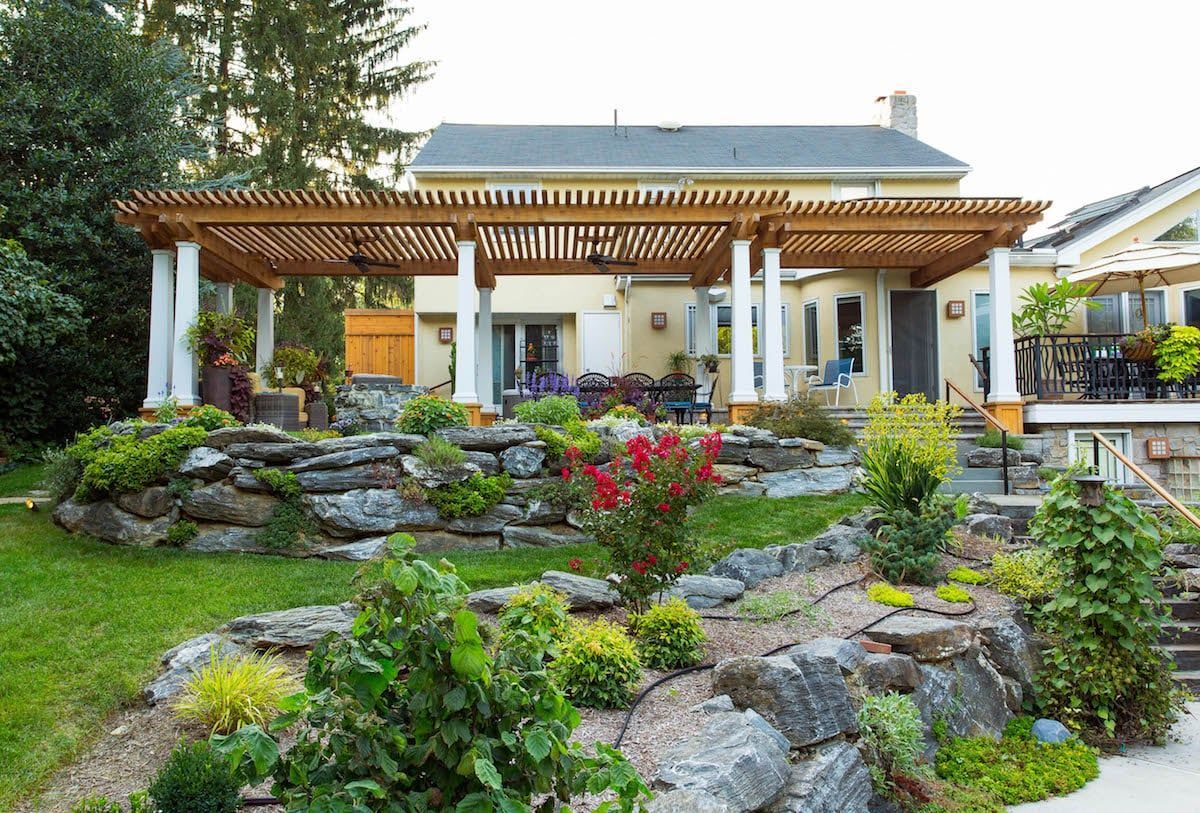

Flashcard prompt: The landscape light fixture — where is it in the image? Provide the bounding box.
[1072,473,1106,506]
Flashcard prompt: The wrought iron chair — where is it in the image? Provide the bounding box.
[806,358,858,406]
[575,372,611,409]
[618,372,655,404]
[657,373,697,423]
[689,375,718,425]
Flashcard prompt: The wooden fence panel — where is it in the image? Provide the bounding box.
[344,309,415,383]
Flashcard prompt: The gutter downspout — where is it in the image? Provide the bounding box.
[876,269,889,394]
[618,275,633,374]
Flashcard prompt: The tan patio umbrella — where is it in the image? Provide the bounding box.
[1066,239,1200,323]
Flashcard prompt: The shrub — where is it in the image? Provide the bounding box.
[413,435,467,470]
[857,692,925,789]
[946,565,987,585]
[936,584,972,603]
[147,740,241,813]
[976,427,1024,450]
[860,437,946,515]
[990,547,1063,604]
[75,425,207,500]
[630,597,707,670]
[535,420,602,462]
[212,538,650,811]
[745,397,855,447]
[602,404,646,425]
[1029,475,1185,742]
[551,619,643,709]
[173,649,296,735]
[1155,324,1200,383]
[71,799,120,813]
[865,503,956,585]
[426,472,512,519]
[181,405,239,431]
[515,393,582,425]
[867,582,914,607]
[264,343,320,388]
[935,717,1098,804]
[252,467,303,500]
[497,583,571,658]
[185,311,255,367]
[573,432,722,611]
[395,394,470,434]
[657,423,711,441]
[42,446,81,503]
[860,393,960,514]
[166,519,199,547]
[291,427,339,442]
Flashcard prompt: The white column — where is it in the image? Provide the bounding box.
[143,249,175,408]
[729,239,758,404]
[693,285,713,391]
[452,241,479,404]
[214,282,233,314]
[762,247,786,401]
[170,241,201,405]
[255,288,275,374]
[986,247,1019,402]
[476,286,494,412]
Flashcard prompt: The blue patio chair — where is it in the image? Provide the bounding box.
[807,358,858,406]
[657,372,697,423]
[689,375,718,425]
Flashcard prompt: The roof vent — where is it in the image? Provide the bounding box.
[657,121,681,132]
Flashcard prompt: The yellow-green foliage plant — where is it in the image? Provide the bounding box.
[497,583,571,658]
[867,582,914,607]
[935,584,972,604]
[990,548,1063,603]
[947,565,988,585]
[550,619,642,709]
[173,648,298,735]
[861,392,962,483]
[630,597,707,670]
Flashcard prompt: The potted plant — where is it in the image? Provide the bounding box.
[1154,325,1200,387]
[699,353,719,374]
[1011,280,1099,338]
[185,311,254,412]
[1121,322,1171,363]
[666,350,689,374]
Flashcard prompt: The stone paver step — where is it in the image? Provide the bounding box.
[1173,670,1200,690]
[1167,645,1200,671]
[1160,622,1200,645]
[1166,600,1200,621]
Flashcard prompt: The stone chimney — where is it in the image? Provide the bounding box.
[874,91,917,139]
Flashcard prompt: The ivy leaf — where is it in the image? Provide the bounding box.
[344,779,386,799]
[524,729,552,762]
[474,757,503,790]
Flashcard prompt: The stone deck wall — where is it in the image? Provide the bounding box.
[53,422,859,559]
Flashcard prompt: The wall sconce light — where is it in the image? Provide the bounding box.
[1072,473,1106,506]
[1146,437,1171,459]
[651,312,667,330]
[439,327,454,344]
[945,300,966,319]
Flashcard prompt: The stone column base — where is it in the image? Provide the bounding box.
[479,408,498,427]
[459,403,483,426]
[985,401,1024,434]
[138,403,202,421]
[727,401,760,425]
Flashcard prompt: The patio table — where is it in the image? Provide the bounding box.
[784,364,818,396]
[646,383,703,423]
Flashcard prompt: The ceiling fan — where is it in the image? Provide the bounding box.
[325,236,403,274]
[564,238,638,273]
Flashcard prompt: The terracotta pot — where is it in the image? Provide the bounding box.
[201,365,232,412]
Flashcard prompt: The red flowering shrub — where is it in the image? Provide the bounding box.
[565,432,722,611]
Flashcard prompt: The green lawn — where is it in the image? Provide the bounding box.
[0,492,865,807]
[0,463,44,497]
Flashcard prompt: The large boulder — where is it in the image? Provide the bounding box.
[852,652,923,694]
[220,603,357,649]
[517,498,567,526]
[294,464,399,492]
[466,586,522,613]
[178,446,235,480]
[712,653,857,748]
[789,638,867,675]
[320,536,388,561]
[400,455,480,488]
[709,548,784,588]
[287,445,400,473]
[53,498,172,546]
[305,489,444,537]
[815,447,857,467]
[434,424,537,451]
[746,446,814,472]
[411,530,501,553]
[143,633,243,705]
[912,648,1011,753]
[655,711,790,813]
[809,524,870,563]
[725,425,779,446]
[500,444,546,478]
[187,524,274,554]
[766,741,873,813]
[539,570,619,610]
[960,513,1014,542]
[205,424,296,449]
[115,486,173,519]
[762,543,832,574]
[222,441,322,463]
[645,789,729,813]
[865,616,976,662]
[501,524,587,547]
[446,503,523,534]
[974,613,1041,694]
[659,574,746,609]
[713,464,758,484]
[182,482,280,527]
[311,432,425,454]
[465,450,500,475]
[966,447,1021,467]
[759,467,852,497]
[712,434,751,464]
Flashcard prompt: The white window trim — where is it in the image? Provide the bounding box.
[492,316,563,393]
[686,301,788,359]
[802,298,820,368]
[1182,286,1200,325]
[970,289,989,393]
[685,302,697,356]
[834,291,869,377]
[1068,429,1133,484]
[832,180,880,200]
[1087,287,1169,332]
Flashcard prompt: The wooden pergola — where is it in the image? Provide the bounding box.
[115,189,1049,428]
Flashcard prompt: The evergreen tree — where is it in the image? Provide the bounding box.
[0,0,194,443]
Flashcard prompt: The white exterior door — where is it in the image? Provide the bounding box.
[580,311,622,374]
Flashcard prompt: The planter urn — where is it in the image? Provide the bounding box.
[201,365,233,412]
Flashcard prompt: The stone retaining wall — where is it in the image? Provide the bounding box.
[333,382,427,431]
[53,422,859,558]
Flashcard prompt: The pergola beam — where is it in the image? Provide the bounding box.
[910,225,1021,288]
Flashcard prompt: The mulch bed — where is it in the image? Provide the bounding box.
[21,546,1015,812]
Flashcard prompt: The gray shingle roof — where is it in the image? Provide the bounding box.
[1028,165,1200,249]
[409,123,969,171]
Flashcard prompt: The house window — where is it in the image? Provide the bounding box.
[972,291,990,390]
[716,304,759,355]
[1156,208,1200,242]
[834,293,866,374]
[1068,429,1132,484]
[1184,288,1200,328]
[685,303,696,355]
[522,324,559,377]
[802,300,819,367]
[1087,290,1167,332]
[833,181,877,200]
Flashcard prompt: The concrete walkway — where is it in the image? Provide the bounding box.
[1012,702,1200,811]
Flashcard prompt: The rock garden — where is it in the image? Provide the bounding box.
[20,391,1195,813]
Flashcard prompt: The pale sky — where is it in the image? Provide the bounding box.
[392,0,1199,233]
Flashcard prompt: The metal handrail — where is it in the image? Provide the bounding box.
[1089,432,1200,531]
[945,378,1010,496]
